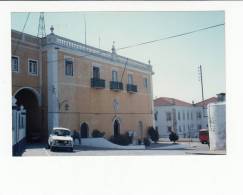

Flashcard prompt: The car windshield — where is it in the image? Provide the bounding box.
[53,129,70,136]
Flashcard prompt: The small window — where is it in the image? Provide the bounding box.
[144,78,148,88]
[28,59,38,75]
[166,112,172,121]
[154,111,158,121]
[197,124,202,130]
[65,59,73,76]
[183,112,185,120]
[112,70,118,82]
[178,112,181,120]
[167,126,172,132]
[93,66,100,79]
[191,112,193,120]
[187,111,189,120]
[128,74,133,84]
[197,112,202,119]
[12,56,19,72]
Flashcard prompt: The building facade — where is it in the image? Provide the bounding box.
[12,27,154,142]
[154,97,217,138]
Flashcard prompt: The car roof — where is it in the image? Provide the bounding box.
[53,127,71,131]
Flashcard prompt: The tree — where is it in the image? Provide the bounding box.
[148,126,159,143]
[169,132,179,143]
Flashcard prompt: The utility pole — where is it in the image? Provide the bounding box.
[198,65,206,117]
[37,12,46,38]
[84,14,87,46]
[99,36,101,49]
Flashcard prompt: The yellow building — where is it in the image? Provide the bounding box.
[12,27,154,143]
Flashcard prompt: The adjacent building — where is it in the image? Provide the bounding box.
[154,96,217,138]
[12,27,154,143]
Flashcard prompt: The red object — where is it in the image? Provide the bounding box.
[199,129,209,144]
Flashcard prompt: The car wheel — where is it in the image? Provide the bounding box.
[70,147,73,152]
[50,146,54,152]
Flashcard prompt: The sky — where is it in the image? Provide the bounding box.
[11,11,225,103]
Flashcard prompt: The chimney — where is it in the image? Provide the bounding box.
[217,93,226,102]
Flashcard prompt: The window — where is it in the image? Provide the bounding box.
[154,111,158,121]
[167,126,172,132]
[12,56,19,72]
[65,59,73,76]
[144,78,148,88]
[93,66,100,79]
[183,111,185,120]
[178,112,181,120]
[166,112,172,121]
[197,112,202,119]
[28,59,38,75]
[183,125,185,132]
[197,124,202,130]
[128,74,133,84]
[179,126,181,132]
[187,111,189,120]
[191,112,193,120]
[112,70,118,81]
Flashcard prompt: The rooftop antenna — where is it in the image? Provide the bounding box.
[37,12,46,38]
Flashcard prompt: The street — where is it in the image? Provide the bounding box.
[21,141,225,156]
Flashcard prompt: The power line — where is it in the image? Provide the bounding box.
[117,23,225,51]
[13,22,224,68]
[13,13,31,54]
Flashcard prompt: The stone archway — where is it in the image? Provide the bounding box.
[14,88,42,143]
[80,122,89,138]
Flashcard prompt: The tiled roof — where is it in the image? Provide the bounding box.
[154,96,218,107]
[195,97,217,106]
[154,97,192,107]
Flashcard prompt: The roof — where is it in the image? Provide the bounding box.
[154,97,192,107]
[195,97,217,107]
[53,127,71,131]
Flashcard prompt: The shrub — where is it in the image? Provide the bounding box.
[143,137,151,147]
[109,133,131,146]
[147,126,159,143]
[169,132,179,143]
[92,129,105,138]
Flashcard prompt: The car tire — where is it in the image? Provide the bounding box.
[70,147,73,152]
[50,146,54,152]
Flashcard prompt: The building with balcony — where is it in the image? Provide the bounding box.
[11,27,154,143]
[154,96,217,138]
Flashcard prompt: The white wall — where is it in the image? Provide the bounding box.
[155,105,206,139]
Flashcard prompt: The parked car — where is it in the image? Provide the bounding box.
[48,127,74,152]
[199,128,209,144]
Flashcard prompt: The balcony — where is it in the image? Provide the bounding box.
[110,81,123,91]
[91,78,106,89]
[127,84,138,93]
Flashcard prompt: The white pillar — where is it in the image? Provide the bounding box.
[47,45,59,133]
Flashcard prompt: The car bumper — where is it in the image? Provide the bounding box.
[51,143,73,148]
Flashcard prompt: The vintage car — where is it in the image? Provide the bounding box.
[48,127,74,152]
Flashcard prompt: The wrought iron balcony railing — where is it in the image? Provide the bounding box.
[91,78,106,88]
[127,84,138,93]
[110,81,123,91]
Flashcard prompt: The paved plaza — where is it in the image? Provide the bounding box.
[21,140,225,156]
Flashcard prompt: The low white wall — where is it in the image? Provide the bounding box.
[81,138,145,150]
